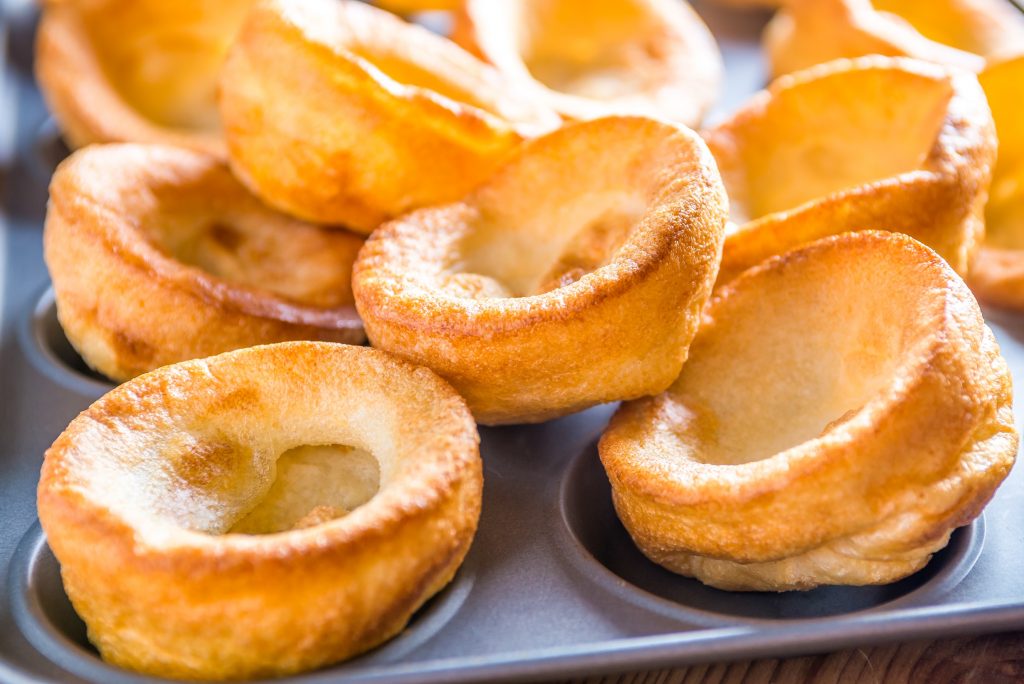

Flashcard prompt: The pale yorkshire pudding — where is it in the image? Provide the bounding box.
[600,231,1018,592]
[353,116,728,425]
[35,0,257,156]
[705,56,995,287]
[765,0,1024,78]
[452,0,722,127]
[38,342,482,679]
[44,144,365,383]
[219,0,559,234]
[968,54,1024,308]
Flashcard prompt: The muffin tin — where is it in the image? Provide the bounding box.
[1,2,1023,682]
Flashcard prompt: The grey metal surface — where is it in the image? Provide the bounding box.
[1,2,1022,683]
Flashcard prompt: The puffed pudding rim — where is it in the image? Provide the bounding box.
[34,1,228,156]
[601,230,1007,506]
[239,0,558,141]
[452,0,723,127]
[354,115,723,335]
[46,144,364,333]
[38,340,479,562]
[707,55,996,283]
[763,0,1024,76]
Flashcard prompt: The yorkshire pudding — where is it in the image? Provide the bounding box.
[452,0,722,127]
[374,0,459,12]
[219,0,559,234]
[765,0,1024,77]
[709,0,781,6]
[38,341,482,679]
[967,54,1024,308]
[353,116,727,425]
[44,144,365,383]
[600,231,1018,592]
[35,0,257,156]
[705,56,995,287]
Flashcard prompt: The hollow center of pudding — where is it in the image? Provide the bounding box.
[717,73,951,224]
[140,204,358,308]
[518,0,668,100]
[451,192,647,298]
[228,445,380,534]
[143,439,381,535]
[80,1,254,131]
[85,370,398,537]
[669,251,937,465]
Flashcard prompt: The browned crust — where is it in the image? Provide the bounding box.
[44,144,365,382]
[353,116,728,425]
[34,3,227,156]
[706,57,996,287]
[599,231,1017,591]
[219,0,559,233]
[38,342,483,679]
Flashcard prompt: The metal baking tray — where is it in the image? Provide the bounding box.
[1,2,1022,682]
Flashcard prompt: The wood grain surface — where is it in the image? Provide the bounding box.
[560,631,1024,684]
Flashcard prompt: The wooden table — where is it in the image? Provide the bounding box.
[562,631,1024,683]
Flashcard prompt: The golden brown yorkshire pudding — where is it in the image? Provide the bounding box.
[452,0,722,127]
[711,0,782,6]
[967,55,1024,308]
[705,56,995,287]
[219,0,559,234]
[600,231,1017,592]
[35,0,257,156]
[765,0,1024,77]
[353,116,727,425]
[44,144,365,383]
[38,342,482,679]
[374,0,459,12]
